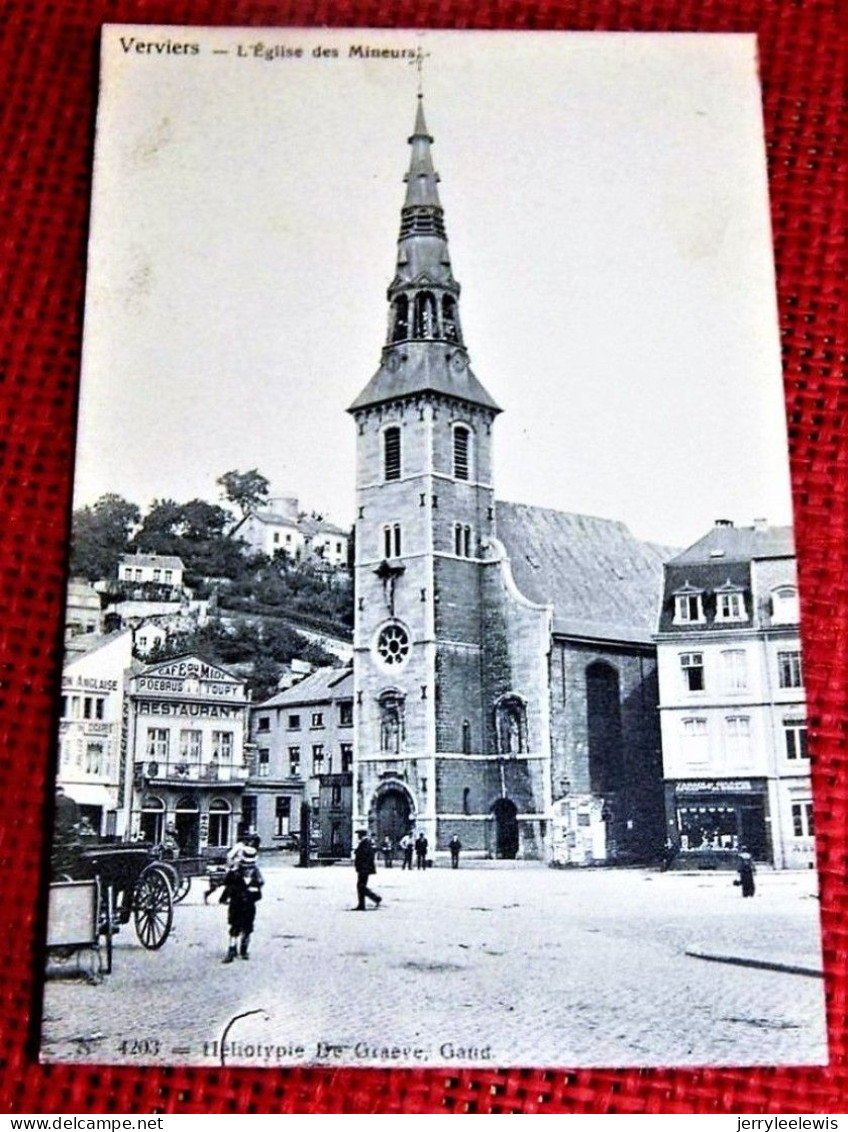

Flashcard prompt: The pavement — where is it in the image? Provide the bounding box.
[40,860,829,1070]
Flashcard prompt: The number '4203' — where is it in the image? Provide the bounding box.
[119,1038,160,1056]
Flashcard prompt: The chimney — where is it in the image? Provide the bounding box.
[714,519,734,528]
[753,517,768,531]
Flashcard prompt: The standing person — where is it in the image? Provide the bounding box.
[736,847,756,898]
[448,833,462,869]
[415,831,428,870]
[353,830,382,910]
[399,832,413,870]
[381,835,394,868]
[219,844,264,961]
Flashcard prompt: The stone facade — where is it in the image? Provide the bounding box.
[348,98,667,863]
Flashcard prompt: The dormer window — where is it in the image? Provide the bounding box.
[674,586,705,624]
[715,585,747,622]
[771,585,800,625]
[383,426,401,481]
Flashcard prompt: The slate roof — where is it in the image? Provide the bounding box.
[119,553,185,570]
[348,346,501,414]
[257,666,353,708]
[657,524,795,635]
[495,502,669,645]
[670,524,794,565]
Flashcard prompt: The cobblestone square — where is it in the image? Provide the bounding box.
[41,861,828,1069]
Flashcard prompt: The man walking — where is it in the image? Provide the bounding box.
[353,829,382,910]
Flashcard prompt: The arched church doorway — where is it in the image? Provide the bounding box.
[492,798,519,859]
[374,787,412,850]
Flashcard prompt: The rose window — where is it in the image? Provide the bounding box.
[376,623,410,667]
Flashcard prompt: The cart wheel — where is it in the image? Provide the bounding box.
[133,866,173,949]
[173,876,191,903]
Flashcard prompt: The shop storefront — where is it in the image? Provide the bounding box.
[666,778,772,865]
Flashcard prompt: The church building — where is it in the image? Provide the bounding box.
[349,98,667,863]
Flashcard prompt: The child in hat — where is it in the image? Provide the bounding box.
[219,843,264,962]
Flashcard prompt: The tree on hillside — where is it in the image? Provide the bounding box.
[217,469,270,520]
[70,494,140,581]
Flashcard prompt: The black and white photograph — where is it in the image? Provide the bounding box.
[41,26,827,1069]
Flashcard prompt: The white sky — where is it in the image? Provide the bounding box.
[75,28,792,549]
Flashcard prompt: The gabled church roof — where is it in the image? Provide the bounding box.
[495,501,670,645]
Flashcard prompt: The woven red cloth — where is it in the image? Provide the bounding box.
[1,0,844,1115]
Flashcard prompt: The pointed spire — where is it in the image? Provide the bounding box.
[403,95,442,210]
[348,97,500,416]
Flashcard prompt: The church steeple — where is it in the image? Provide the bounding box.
[349,96,499,414]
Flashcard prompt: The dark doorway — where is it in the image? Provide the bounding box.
[740,801,768,861]
[174,797,200,855]
[375,788,411,851]
[492,797,519,859]
[586,661,625,794]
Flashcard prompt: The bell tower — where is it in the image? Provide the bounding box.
[349,96,502,853]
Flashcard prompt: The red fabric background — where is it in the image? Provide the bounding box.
[0,0,844,1114]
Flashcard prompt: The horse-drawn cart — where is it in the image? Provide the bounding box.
[49,841,175,975]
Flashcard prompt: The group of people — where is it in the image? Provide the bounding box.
[353,829,465,910]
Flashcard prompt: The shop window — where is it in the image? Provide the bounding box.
[791,801,814,838]
[384,426,401,481]
[677,804,738,852]
[258,748,270,777]
[208,799,231,848]
[778,650,803,689]
[772,586,800,625]
[680,652,705,692]
[784,719,808,760]
[721,649,748,692]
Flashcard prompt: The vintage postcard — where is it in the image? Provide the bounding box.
[41,27,827,1068]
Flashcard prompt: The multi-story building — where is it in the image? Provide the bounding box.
[118,552,185,590]
[125,654,251,855]
[348,97,666,863]
[57,629,133,835]
[236,495,350,568]
[655,520,814,869]
[248,666,354,849]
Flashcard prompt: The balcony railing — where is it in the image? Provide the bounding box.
[143,759,249,783]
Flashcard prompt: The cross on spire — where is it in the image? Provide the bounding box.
[410,44,430,95]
